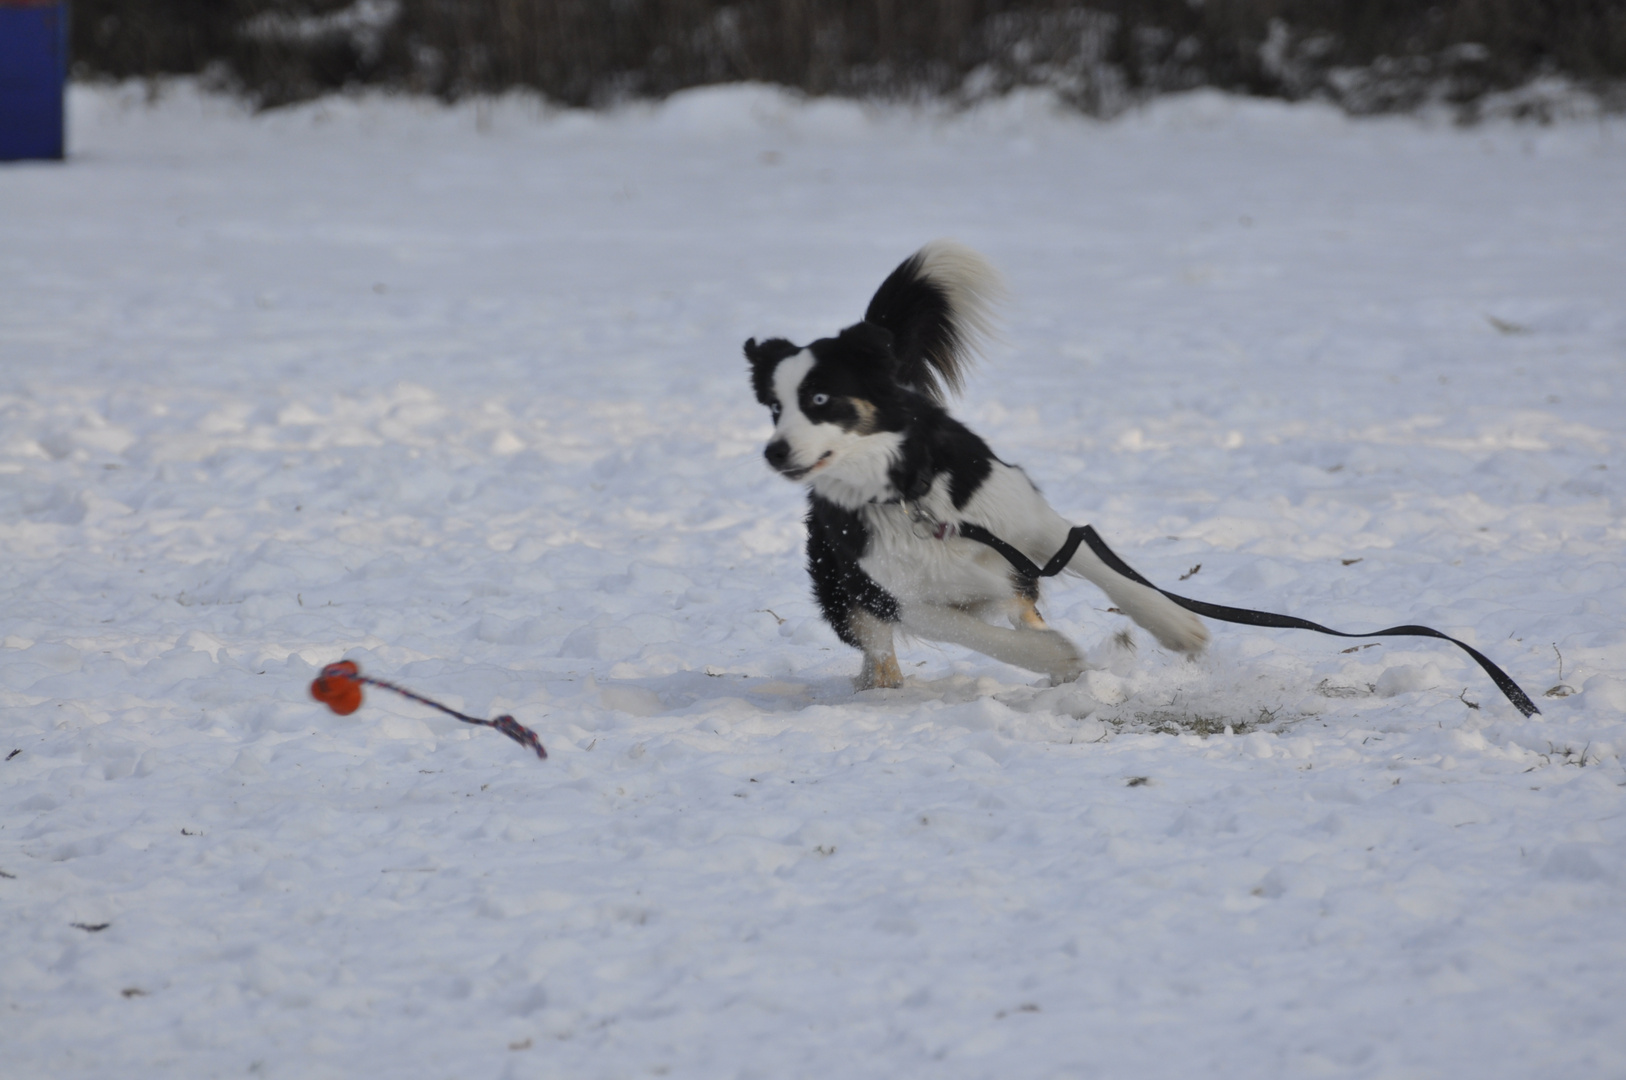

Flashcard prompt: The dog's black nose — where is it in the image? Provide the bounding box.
[764,440,791,471]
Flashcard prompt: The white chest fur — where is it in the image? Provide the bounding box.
[857,502,1018,606]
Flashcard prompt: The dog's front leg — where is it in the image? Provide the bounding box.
[900,603,1085,683]
[850,608,903,690]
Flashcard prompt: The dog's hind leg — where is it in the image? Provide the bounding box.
[995,493,1208,655]
[961,465,1208,657]
[851,608,903,690]
[900,603,1084,683]
[1012,594,1049,630]
[1009,578,1049,630]
[1059,542,1209,657]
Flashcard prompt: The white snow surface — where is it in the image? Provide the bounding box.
[3,83,1625,1078]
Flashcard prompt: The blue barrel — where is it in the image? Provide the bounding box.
[0,0,68,161]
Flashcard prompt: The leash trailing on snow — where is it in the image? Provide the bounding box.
[310,660,548,760]
[950,520,1541,718]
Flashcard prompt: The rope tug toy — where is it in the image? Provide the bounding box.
[310,660,548,760]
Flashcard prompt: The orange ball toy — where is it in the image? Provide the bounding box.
[310,660,364,716]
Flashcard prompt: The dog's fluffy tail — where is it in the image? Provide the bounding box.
[864,240,1006,402]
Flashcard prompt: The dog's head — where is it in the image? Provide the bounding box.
[745,322,905,498]
[745,241,1005,504]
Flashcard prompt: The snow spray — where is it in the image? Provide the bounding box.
[310,660,547,760]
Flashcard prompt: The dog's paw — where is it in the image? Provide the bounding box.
[1146,605,1209,657]
[856,653,903,691]
[1022,629,1086,683]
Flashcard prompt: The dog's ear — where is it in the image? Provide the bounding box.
[744,336,799,405]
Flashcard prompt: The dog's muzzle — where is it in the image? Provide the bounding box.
[763,441,830,481]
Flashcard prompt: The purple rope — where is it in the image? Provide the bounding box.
[355,673,548,760]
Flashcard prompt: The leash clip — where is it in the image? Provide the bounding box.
[900,500,957,541]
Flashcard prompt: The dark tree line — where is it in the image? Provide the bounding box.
[75,0,1626,114]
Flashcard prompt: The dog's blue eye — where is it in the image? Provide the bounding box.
[811,393,829,407]
[770,403,781,420]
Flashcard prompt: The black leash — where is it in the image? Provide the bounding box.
[953,520,1541,717]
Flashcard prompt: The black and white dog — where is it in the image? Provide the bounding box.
[746,241,1209,689]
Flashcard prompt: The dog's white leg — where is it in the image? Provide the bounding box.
[1069,550,1208,655]
[974,475,1210,657]
[851,609,903,690]
[900,603,1085,682]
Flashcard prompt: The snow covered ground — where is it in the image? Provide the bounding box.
[3,83,1625,1078]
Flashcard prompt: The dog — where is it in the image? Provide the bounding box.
[745,241,1210,689]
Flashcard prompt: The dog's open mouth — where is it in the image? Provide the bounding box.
[781,451,833,481]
